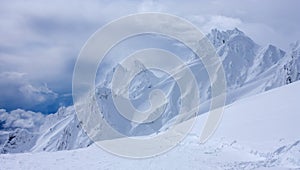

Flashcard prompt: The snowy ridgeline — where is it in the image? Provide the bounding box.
[1,77,300,169]
[0,28,300,154]
[0,107,92,153]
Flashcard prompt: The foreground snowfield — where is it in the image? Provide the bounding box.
[1,81,300,170]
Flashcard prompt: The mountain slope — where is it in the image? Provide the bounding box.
[0,28,299,154]
[0,107,92,153]
[1,78,300,170]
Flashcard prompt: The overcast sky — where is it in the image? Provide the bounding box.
[0,0,299,113]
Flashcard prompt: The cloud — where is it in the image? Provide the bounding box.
[137,0,164,12]
[0,0,143,94]
[0,109,45,132]
[137,0,300,50]
[188,15,243,34]
[0,0,144,112]
[0,72,58,112]
[0,0,299,112]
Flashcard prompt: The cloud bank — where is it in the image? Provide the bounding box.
[0,0,299,113]
[0,72,58,112]
[0,108,45,132]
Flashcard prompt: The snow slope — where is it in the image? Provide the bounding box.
[0,28,299,154]
[1,78,299,170]
[0,107,92,153]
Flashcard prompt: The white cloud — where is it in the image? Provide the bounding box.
[0,109,45,131]
[0,72,58,111]
[137,0,164,12]
[204,16,242,32]
[0,0,299,112]
[188,15,243,34]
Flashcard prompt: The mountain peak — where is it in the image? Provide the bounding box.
[227,27,245,36]
[264,44,285,56]
[210,28,245,37]
[207,28,245,48]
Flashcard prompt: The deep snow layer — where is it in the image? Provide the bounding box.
[1,79,300,170]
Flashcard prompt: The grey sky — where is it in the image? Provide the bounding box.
[0,0,299,112]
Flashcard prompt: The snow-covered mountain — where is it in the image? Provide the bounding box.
[1,77,300,169]
[0,28,299,154]
[0,107,92,153]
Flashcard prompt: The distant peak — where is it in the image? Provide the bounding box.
[265,44,278,51]
[263,44,285,54]
[267,44,276,48]
[228,27,245,36]
[210,28,245,37]
[208,28,246,48]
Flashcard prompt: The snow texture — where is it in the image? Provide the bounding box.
[0,28,300,169]
[1,79,300,169]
